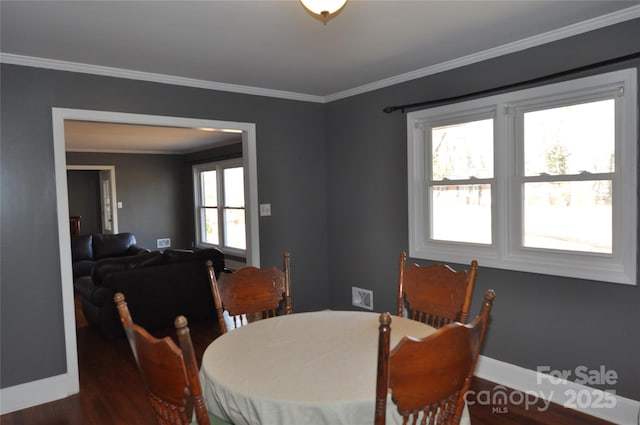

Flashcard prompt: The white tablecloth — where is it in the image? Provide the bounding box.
[200,310,471,425]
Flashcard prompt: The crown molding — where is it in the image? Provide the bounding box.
[0,52,325,104]
[325,5,640,102]
[1,5,639,104]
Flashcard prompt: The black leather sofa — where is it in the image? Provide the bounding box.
[71,232,149,281]
[74,248,225,339]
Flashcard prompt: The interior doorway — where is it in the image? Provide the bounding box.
[67,165,118,234]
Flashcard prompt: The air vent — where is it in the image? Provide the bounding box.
[352,287,373,310]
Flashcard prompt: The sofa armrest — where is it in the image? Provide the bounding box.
[127,245,151,256]
[72,260,95,282]
[74,276,94,300]
[163,248,225,277]
[74,276,114,306]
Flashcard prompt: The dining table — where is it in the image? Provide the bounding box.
[199,310,471,425]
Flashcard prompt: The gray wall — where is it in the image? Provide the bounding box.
[0,65,329,388]
[325,19,640,399]
[67,170,101,234]
[1,18,639,402]
[66,152,192,249]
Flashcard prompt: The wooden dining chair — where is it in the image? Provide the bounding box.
[206,252,292,334]
[397,251,478,328]
[375,289,495,425]
[114,292,230,425]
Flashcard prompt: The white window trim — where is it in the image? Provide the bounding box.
[407,68,637,285]
[193,158,246,257]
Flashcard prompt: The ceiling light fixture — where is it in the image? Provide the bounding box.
[299,0,348,24]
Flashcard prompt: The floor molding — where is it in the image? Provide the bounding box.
[474,355,640,424]
[0,373,79,414]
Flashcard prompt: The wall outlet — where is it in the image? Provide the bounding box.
[259,203,271,216]
[157,238,171,248]
[352,287,373,310]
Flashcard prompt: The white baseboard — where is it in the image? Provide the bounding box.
[474,355,640,425]
[0,372,79,415]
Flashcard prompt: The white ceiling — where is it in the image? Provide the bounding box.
[64,120,242,154]
[2,1,639,99]
[2,1,639,152]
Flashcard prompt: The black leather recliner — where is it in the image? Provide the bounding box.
[71,233,149,281]
[74,248,226,339]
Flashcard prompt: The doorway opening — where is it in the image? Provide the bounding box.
[67,165,118,235]
[51,108,260,397]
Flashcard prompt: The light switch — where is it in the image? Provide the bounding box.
[117,201,123,209]
[259,203,271,216]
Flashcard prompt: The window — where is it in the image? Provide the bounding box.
[193,159,246,256]
[407,69,637,285]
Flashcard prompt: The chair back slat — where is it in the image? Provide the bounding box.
[114,293,211,425]
[376,289,495,425]
[207,252,292,334]
[398,252,478,328]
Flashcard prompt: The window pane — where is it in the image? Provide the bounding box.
[224,208,246,249]
[524,99,615,176]
[202,170,217,206]
[224,167,244,208]
[431,184,491,244]
[524,181,611,253]
[202,207,219,245]
[431,118,493,180]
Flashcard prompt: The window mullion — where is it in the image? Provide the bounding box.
[217,165,225,249]
[496,102,512,261]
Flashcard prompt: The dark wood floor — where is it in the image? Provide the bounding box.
[1,307,614,425]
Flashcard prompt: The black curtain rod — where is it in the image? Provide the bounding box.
[382,51,640,114]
